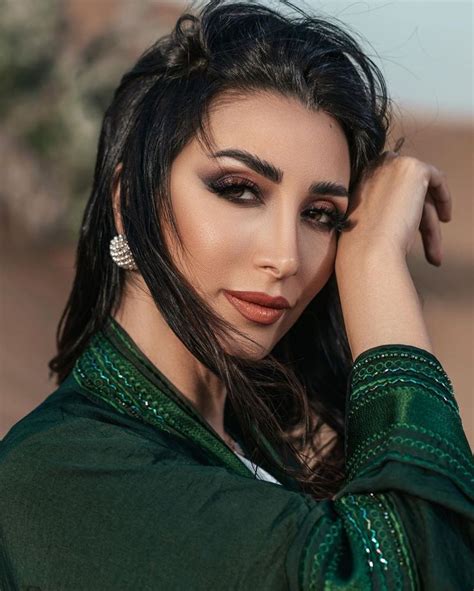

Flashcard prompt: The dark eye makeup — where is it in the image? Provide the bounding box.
[204,175,349,232]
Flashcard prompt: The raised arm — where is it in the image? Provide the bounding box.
[294,151,474,589]
[335,151,452,360]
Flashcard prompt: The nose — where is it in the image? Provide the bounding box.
[254,209,300,279]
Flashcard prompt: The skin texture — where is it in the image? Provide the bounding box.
[113,91,351,441]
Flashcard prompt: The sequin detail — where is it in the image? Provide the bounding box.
[348,383,459,418]
[303,493,416,590]
[338,493,416,590]
[346,344,472,487]
[350,348,458,416]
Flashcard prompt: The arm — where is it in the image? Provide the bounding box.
[292,151,473,589]
[294,343,473,590]
[335,151,451,360]
[335,246,433,359]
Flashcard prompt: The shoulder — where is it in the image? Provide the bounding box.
[0,379,321,590]
[0,375,317,513]
[0,376,199,492]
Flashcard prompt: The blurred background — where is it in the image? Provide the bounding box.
[1,0,472,445]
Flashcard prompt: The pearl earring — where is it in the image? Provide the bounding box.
[109,234,138,271]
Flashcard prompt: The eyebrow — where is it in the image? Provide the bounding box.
[209,148,349,198]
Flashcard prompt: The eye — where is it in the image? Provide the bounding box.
[306,207,333,224]
[304,205,349,232]
[205,176,262,204]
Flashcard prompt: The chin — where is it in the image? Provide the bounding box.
[220,331,275,361]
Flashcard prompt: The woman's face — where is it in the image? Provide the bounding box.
[167,91,350,358]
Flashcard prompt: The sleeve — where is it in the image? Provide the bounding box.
[289,344,474,591]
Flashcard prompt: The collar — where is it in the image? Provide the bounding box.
[72,317,293,484]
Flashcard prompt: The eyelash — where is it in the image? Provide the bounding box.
[206,176,348,232]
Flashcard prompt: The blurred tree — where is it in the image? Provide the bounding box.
[0,0,182,245]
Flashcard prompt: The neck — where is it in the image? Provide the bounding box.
[113,275,228,441]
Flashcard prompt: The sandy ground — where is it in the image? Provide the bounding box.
[1,115,473,448]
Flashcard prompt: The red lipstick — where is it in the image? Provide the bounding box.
[223,290,290,325]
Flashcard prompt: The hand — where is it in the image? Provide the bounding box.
[336,151,452,267]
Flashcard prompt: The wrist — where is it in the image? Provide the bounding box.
[334,240,432,360]
[335,238,406,277]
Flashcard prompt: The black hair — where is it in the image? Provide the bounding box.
[49,0,391,499]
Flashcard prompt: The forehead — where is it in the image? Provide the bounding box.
[194,90,351,186]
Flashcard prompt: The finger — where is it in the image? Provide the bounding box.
[419,196,443,266]
[426,165,452,223]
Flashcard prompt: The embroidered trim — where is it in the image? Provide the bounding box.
[347,422,474,479]
[348,383,460,418]
[72,330,255,480]
[302,493,417,590]
[337,492,416,590]
[347,432,474,483]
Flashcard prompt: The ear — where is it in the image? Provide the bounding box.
[112,163,125,235]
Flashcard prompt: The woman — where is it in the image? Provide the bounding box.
[0,0,472,588]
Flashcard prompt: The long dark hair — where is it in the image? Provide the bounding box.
[49,0,390,499]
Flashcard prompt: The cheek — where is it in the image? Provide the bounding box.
[300,234,337,301]
[166,192,244,284]
[274,235,337,347]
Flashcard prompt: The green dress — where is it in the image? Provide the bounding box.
[1,317,472,590]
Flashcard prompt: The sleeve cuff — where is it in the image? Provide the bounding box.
[345,344,473,490]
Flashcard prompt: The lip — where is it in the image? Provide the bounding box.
[224,290,291,309]
[223,290,289,326]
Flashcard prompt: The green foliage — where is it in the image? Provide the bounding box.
[22,116,68,158]
[0,0,61,116]
[0,0,168,241]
